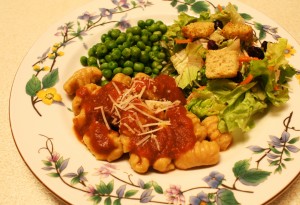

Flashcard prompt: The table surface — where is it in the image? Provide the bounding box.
[2,0,300,204]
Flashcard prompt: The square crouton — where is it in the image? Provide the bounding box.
[205,49,239,79]
[221,22,253,42]
[182,21,215,40]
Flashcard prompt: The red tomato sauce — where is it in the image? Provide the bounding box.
[73,74,195,165]
[74,81,127,138]
[86,121,115,154]
[123,105,196,163]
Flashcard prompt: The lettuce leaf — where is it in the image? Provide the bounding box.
[265,38,288,69]
[211,3,244,24]
[176,12,197,26]
[219,91,267,132]
[187,80,268,132]
[209,81,267,132]
[249,59,290,106]
[187,89,226,118]
[165,12,197,38]
[171,42,205,89]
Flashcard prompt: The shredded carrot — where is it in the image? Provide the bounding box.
[240,74,254,85]
[198,86,207,91]
[239,56,259,63]
[268,66,275,71]
[175,38,192,44]
[273,84,280,91]
[217,4,223,12]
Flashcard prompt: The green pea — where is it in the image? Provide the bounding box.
[157,51,166,59]
[113,67,123,75]
[123,41,131,48]
[131,46,141,58]
[161,35,169,42]
[137,20,146,29]
[100,62,109,70]
[99,58,106,64]
[105,54,113,62]
[103,69,113,79]
[105,40,117,50]
[152,45,161,52]
[122,47,131,58]
[110,29,121,39]
[101,33,108,43]
[137,41,146,50]
[126,32,134,42]
[133,62,145,72]
[116,34,126,45]
[145,46,151,52]
[141,29,151,36]
[104,36,112,42]
[151,61,161,69]
[152,68,160,74]
[126,27,133,34]
[118,44,125,51]
[101,80,109,86]
[141,35,149,44]
[139,51,150,64]
[150,34,159,42]
[132,35,140,43]
[144,66,152,75]
[122,67,133,76]
[88,47,96,57]
[80,56,88,66]
[153,30,162,38]
[108,61,118,70]
[111,48,122,60]
[156,64,163,70]
[156,20,163,25]
[96,44,108,58]
[131,26,141,35]
[87,56,98,66]
[123,60,134,68]
[159,24,168,34]
[153,41,161,46]
[149,51,157,60]
[145,19,154,27]
[148,23,159,32]
[151,73,158,78]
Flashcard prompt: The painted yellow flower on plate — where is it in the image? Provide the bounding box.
[33,64,40,71]
[43,66,50,71]
[37,87,62,105]
[57,51,64,56]
[284,44,296,58]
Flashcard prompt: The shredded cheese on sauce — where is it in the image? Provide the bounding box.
[98,106,111,130]
[142,121,171,127]
[137,126,164,136]
[136,134,151,146]
[104,77,178,151]
[151,134,160,151]
[112,81,121,95]
[122,123,136,134]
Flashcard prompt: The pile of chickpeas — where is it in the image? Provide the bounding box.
[80,19,169,85]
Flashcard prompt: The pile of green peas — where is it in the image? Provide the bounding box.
[80,19,169,85]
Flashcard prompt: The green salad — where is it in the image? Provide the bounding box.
[161,3,297,133]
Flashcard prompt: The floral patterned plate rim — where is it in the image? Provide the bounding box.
[9,0,300,204]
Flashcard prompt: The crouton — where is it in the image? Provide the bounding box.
[205,49,239,79]
[221,22,253,42]
[182,21,215,40]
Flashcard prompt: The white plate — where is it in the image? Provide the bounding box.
[10,0,300,204]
